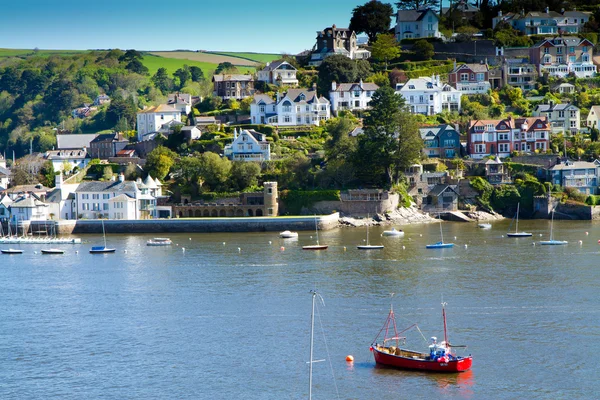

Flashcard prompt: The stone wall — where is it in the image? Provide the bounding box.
[55,213,340,235]
[308,193,399,217]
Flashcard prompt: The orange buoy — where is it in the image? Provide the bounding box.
[346,355,354,362]
[280,246,285,251]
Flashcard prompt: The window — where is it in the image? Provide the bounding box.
[557,56,563,64]
[353,91,360,98]
[460,73,469,81]
[284,115,291,123]
[429,95,433,101]
[103,203,109,211]
[259,105,265,113]
[570,120,578,128]
[544,47,549,54]
[103,194,110,199]
[583,46,588,53]
[557,47,562,54]
[499,143,509,153]
[92,194,99,200]
[476,73,485,81]
[558,111,565,118]
[515,143,520,151]
[569,47,575,53]
[409,96,414,102]
[475,144,486,153]
[498,133,509,140]
[419,95,424,103]
[570,111,577,118]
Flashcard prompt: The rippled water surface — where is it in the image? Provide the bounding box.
[1,219,599,399]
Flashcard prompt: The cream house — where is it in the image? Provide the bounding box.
[257,60,298,86]
[329,81,379,115]
[533,103,581,134]
[250,87,330,126]
[136,104,182,141]
[587,106,600,130]
[224,129,271,162]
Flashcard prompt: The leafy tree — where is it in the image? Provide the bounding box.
[173,155,204,196]
[124,162,140,180]
[200,152,232,191]
[414,40,434,60]
[102,166,114,181]
[366,71,391,88]
[317,55,372,97]
[215,62,237,75]
[324,115,358,162]
[106,94,137,130]
[395,0,439,10]
[145,146,177,180]
[152,67,174,94]
[355,86,423,186]
[173,65,192,89]
[240,97,253,113]
[189,66,205,82]
[125,59,149,75]
[591,126,600,142]
[119,49,144,63]
[229,161,261,191]
[349,1,394,43]
[371,33,400,70]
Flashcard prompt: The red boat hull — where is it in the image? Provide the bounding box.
[373,347,472,372]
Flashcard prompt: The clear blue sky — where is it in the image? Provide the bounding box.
[0,0,392,54]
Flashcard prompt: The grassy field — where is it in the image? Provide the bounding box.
[0,48,88,58]
[142,54,255,76]
[207,52,282,63]
[150,51,259,66]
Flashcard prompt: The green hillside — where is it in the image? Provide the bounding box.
[141,54,255,76]
[0,48,87,58]
[206,51,282,64]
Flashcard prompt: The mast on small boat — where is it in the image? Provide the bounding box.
[442,301,448,346]
[102,219,107,248]
[314,216,320,246]
[438,214,444,243]
[309,290,316,400]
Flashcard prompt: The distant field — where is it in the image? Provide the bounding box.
[150,51,259,66]
[207,52,282,63]
[0,48,87,58]
[141,54,254,76]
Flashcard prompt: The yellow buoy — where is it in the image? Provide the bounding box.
[346,355,354,362]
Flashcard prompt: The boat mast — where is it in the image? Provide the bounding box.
[550,209,554,241]
[102,219,107,248]
[442,301,448,345]
[515,203,520,233]
[439,214,444,243]
[314,216,319,246]
[366,213,370,245]
[309,290,316,400]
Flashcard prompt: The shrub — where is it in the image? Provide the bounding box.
[279,190,340,215]
[585,195,600,205]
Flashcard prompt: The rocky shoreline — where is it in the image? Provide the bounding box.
[338,206,503,228]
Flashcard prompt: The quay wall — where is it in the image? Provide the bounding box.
[55,213,340,235]
[308,193,400,217]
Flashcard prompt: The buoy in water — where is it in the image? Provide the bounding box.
[579,240,583,245]
[402,246,406,250]
[34,251,37,254]
[76,251,79,254]
[346,355,354,362]
[539,234,543,237]
[124,250,127,253]
[280,246,285,251]
[419,234,422,237]
[238,247,241,252]
[464,244,468,248]
[268,241,272,245]
[501,235,504,238]
[223,242,226,245]
[586,232,589,235]
[182,247,185,251]
[343,246,346,251]
[189,238,191,241]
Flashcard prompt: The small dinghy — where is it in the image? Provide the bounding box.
[477,223,492,229]
[1,248,23,254]
[279,230,298,239]
[382,228,404,237]
[147,238,172,246]
[41,249,65,254]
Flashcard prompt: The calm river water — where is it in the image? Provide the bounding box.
[1,219,599,399]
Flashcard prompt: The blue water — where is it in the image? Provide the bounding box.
[1,219,599,399]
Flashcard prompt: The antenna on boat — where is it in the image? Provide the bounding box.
[441,298,448,346]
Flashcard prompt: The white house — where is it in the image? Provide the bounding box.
[181,126,202,140]
[224,129,271,162]
[46,173,78,220]
[9,194,50,223]
[396,76,462,115]
[329,80,379,115]
[0,194,12,221]
[587,106,600,130]
[0,155,9,189]
[250,87,330,126]
[136,104,182,141]
[257,60,298,86]
[533,103,581,134]
[395,9,441,40]
[44,148,90,173]
[75,174,158,220]
[167,93,193,115]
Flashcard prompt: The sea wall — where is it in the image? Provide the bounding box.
[55,213,340,235]
[308,193,400,217]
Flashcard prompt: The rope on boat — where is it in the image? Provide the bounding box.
[415,325,429,345]
[315,294,341,400]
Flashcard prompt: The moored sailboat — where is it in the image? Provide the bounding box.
[303,217,328,250]
[426,215,454,249]
[539,209,567,245]
[506,203,532,237]
[357,215,384,250]
[89,220,116,254]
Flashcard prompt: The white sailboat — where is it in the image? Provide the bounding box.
[357,215,384,249]
[539,209,567,245]
[303,216,328,250]
[506,203,532,237]
[426,215,454,249]
[90,220,116,253]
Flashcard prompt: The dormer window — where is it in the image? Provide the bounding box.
[299,93,305,101]
[426,83,433,89]
[408,85,415,89]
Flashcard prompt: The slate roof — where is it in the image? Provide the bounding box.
[0,166,10,177]
[451,63,489,73]
[57,133,98,150]
[397,9,437,22]
[252,94,275,105]
[45,149,88,160]
[331,82,379,92]
[212,74,253,82]
[419,124,458,140]
[283,88,330,104]
[5,184,49,194]
[11,196,48,208]
[261,60,296,72]
[533,36,591,48]
[91,133,117,144]
[428,184,458,197]
[550,160,599,170]
[534,103,579,113]
[75,180,138,194]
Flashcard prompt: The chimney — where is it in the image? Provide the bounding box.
[498,10,502,17]
[561,8,565,14]
[118,173,125,182]
[266,62,270,67]
[55,172,63,189]
[521,9,525,16]
[276,92,281,103]
[234,128,238,139]
[331,81,337,91]
[359,79,363,89]
[312,82,317,91]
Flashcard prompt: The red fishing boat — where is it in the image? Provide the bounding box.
[370,301,472,372]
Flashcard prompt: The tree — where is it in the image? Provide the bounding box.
[125,59,149,75]
[414,40,434,60]
[349,1,394,43]
[591,126,600,142]
[215,62,237,75]
[199,152,232,191]
[317,55,372,97]
[229,161,261,191]
[324,115,358,162]
[102,166,114,181]
[106,94,137,130]
[371,33,400,70]
[152,67,174,94]
[173,65,192,89]
[119,49,144,63]
[395,0,439,10]
[190,66,205,82]
[145,146,177,180]
[355,86,422,186]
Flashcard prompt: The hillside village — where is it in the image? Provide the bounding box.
[2,0,600,224]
